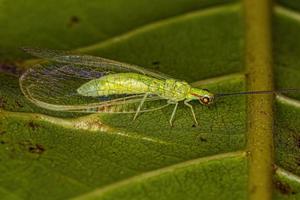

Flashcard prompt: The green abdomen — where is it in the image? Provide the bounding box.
[77,73,190,101]
[77,73,161,97]
[98,73,160,95]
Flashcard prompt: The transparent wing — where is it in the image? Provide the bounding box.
[19,62,170,113]
[22,47,172,80]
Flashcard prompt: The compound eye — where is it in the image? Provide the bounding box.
[201,96,210,104]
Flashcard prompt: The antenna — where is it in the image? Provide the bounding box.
[215,89,300,98]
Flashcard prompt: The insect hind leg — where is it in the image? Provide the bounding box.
[133,93,148,121]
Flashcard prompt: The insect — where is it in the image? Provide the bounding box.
[19,48,299,126]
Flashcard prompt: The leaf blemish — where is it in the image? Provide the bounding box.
[290,132,300,149]
[274,180,296,195]
[68,16,80,28]
[152,61,160,65]
[28,144,45,154]
[296,159,300,167]
[151,61,160,70]
[0,97,7,108]
[0,140,6,144]
[18,140,46,154]
[297,138,300,149]
[0,130,6,135]
[28,121,40,130]
[199,137,207,142]
[15,100,24,108]
[0,62,22,75]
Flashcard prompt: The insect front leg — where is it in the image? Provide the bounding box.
[133,93,149,121]
[168,100,178,127]
[184,99,199,126]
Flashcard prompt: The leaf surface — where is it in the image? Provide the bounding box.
[0,0,300,199]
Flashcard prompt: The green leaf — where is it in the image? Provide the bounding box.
[0,0,300,199]
[0,0,235,59]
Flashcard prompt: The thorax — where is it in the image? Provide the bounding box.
[157,79,191,101]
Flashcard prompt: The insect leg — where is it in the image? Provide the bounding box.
[184,100,199,126]
[133,93,149,121]
[169,101,178,126]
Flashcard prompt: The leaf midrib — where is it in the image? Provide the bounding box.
[244,0,274,199]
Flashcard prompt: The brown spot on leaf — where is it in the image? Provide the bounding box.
[0,97,7,108]
[199,137,207,142]
[151,61,160,70]
[297,139,300,149]
[289,132,300,149]
[15,100,24,108]
[0,130,6,135]
[28,144,45,154]
[28,121,39,130]
[0,62,23,75]
[68,16,80,27]
[18,140,45,154]
[272,164,278,172]
[274,180,296,195]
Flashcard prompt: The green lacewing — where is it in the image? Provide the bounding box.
[19,48,299,126]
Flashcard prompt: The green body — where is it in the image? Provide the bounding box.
[77,72,214,126]
[77,73,208,102]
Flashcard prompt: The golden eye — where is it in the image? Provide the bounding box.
[201,97,210,104]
